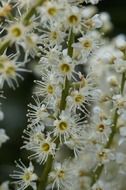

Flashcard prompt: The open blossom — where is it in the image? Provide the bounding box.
[10,160,38,190]
[1,0,126,190]
[0,54,29,89]
[28,134,56,164]
[53,110,82,143]
[49,161,73,190]
[27,96,50,127]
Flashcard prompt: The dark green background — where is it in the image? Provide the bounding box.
[0,0,126,183]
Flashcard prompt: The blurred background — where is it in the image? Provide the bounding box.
[0,0,126,183]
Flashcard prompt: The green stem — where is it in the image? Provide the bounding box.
[120,72,126,95]
[59,28,74,111]
[23,0,45,25]
[67,28,74,57]
[59,77,70,111]
[37,29,74,190]
[91,71,126,186]
[0,40,10,55]
[105,108,118,148]
[37,156,53,190]
[91,109,118,185]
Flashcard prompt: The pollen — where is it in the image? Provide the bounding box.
[68,15,78,24]
[82,40,92,49]
[50,31,58,40]
[58,121,68,131]
[22,172,32,182]
[41,143,50,152]
[60,63,70,73]
[97,124,105,132]
[5,65,16,76]
[98,151,107,160]
[11,27,22,37]
[74,94,84,103]
[47,84,54,94]
[58,170,65,178]
[48,7,57,16]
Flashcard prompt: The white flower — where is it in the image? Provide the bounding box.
[10,160,38,190]
[49,161,73,190]
[64,6,82,32]
[114,58,126,73]
[0,54,29,89]
[27,96,49,127]
[89,115,112,144]
[53,110,81,143]
[67,87,94,114]
[0,128,9,147]
[40,23,66,46]
[34,71,61,102]
[22,124,45,150]
[6,21,27,44]
[20,33,40,61]
[73,32,100,62]
[95,146,115,165]
[39,1,63,23]
[114,34,126,51]
[65,131,87,157]
[56,55,78,81]
[28,134,56,164]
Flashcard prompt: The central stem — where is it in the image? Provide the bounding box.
[37,28,74,190]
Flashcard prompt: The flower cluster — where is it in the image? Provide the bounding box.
[0,0,126,190]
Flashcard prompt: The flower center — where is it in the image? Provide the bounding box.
[98,151,107,160]
[50,31,58,40]
[58,121,68,131]
[41,143,50,152]
[82,40,92,49]
[97,124,105,132]
[68,15,78,24]
[48,7,57,16]
[79,170,85,177]
[47,84,54,94]
[5,65,16,76]
[11,27,22,37]
[60,63,70,73]
[74,94,84,103]
[22,172,32,182]
[58,170,65,178]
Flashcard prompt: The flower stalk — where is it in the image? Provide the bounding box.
[37,29,74,190]
[91,71,126,186]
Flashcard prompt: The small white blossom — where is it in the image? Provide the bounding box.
[10,160,38,190]
[49,161,73,190]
